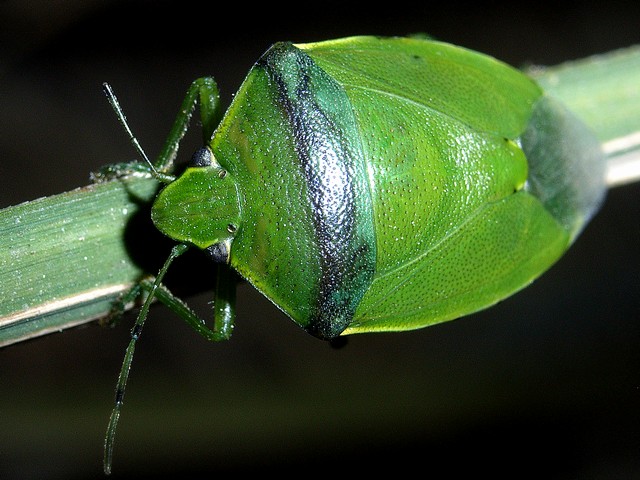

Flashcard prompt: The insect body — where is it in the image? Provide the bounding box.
[103,36,605,473]
[154,36,605,338]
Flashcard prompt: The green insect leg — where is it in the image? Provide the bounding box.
[149,264,237,341]
[99,281,143,328]
[103,244,236,474]
[105,261,237,337]
[103,244,188,475]
[98,77,222,182]
[153,77,222,173]
[211,264,237,339]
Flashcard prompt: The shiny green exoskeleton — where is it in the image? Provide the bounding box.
[103,36,605,473]
[153,35,605,338]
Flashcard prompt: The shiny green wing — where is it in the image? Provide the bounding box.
[299,36,604,334]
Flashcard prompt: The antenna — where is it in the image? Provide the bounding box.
[102,82,173,183]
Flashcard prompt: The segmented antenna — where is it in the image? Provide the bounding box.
[102,82,174,183]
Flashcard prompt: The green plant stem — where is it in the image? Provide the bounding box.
[529,45,640,187]
[0,176,158,346]
[1,45,639,347]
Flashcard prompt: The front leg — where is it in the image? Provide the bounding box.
[154,76,222,173]
[98,77,222,181]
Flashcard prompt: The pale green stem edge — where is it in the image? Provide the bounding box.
[1,45,639,347]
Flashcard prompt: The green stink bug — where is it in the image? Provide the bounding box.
[102,35,605,473]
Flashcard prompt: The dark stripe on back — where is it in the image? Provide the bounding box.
[258,43,376,339]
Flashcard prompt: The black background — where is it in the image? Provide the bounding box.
[1,1,639,478]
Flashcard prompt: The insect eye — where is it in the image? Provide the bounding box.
[189,147,213,167]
